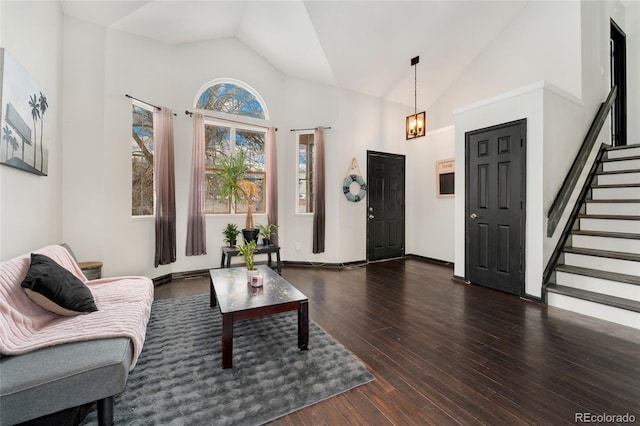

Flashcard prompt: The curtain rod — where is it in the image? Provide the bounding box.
[289,126,332,132]
[184,110,277,131]
[125,94,177,116]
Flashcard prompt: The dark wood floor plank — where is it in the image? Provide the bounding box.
[154,258,640,425]
[343,388,394,426]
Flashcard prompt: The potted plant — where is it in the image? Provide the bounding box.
[215,151,259,243]
[236,240,259,284]
[257,223,278,246]
[239,180,260,243]
[222,223,240,247]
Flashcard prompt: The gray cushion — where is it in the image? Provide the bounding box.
[0,337,132,425]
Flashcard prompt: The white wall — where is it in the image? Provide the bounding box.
[280,76,340,264]
[427,0,582,130]
[60,22,413,278]
[335,90,407,263]
[542,87,601,262]
[62,17,108,267]
[63,29,290,277]
[103,28,176,278]
[626,1,640,143]
[580,0,626,117]
[405,126,455,263]
[0,1,63,260]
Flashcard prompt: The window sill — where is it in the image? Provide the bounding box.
[130,215,154,221]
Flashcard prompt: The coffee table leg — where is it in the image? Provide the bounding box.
[298,300,309,350]
[222,313,233,368]
[210,276,217,308]
[277,248,282,274]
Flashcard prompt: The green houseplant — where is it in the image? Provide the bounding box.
[257,223,278,246]
[222,223,240,247]
[236,240,258,283]
[215,151,259,243]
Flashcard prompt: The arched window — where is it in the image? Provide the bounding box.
[194,80,268,215]
[196,80,267,119]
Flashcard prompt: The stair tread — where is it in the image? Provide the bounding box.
[585,198,640,203]
[606,143,640,151]
[592,183,640,188]
[602,155,640,162]
[547,284,640,312]
[556,264,640,285]
[564,246,640,262]
[572,229,640,239]
[597,168,640,175]
[578,214,640,220]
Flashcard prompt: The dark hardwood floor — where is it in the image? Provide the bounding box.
[155,259,640,425]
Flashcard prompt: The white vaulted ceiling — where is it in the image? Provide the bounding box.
[60,0,528,109]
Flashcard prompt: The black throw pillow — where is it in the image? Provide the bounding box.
[21,253,98,316]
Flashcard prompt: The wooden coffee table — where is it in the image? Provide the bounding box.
[209,265,309,369]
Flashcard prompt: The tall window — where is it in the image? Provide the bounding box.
[297,132,314,213]
[197,80,268,215]
[204,124,265,214]
[131,103,154,216]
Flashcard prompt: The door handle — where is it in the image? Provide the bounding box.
[368,214,375,219]
[470,213,478,219]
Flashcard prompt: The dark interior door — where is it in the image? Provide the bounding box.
[611,19,627,147]
[367,151,405,262]
[466,120,525,296]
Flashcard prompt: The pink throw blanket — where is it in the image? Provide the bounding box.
[0,245,154,369]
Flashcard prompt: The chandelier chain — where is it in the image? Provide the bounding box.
[414,62,417,115]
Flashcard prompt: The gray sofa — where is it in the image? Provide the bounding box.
[0,245,153,425]
[1,337,132,425]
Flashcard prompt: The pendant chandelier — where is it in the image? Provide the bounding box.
[406,56,426,140]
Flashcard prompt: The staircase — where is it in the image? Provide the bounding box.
[546,143,640,329]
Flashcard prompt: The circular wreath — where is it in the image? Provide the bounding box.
[343,174,367,202]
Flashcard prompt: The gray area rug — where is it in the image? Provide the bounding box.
[82,294,374,425]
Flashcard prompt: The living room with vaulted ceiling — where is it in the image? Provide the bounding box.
[1,1,639,424]
[0,0,638,292]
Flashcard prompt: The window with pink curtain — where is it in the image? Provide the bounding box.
[186,112,207,256]
[154,107,176,266]
[265,126,278,244]
[313,126,325,253]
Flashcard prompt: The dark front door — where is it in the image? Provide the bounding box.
[367,151,405,262]
[466,120,526,296]
[610,19,627,147]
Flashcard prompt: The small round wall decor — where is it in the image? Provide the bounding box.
[343,174,367,202]
[342,158,367,202]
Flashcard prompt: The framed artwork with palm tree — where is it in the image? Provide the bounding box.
[0,48,50,176]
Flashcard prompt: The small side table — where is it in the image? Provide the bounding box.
[78,261,102,280]
[220,244,281,273]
